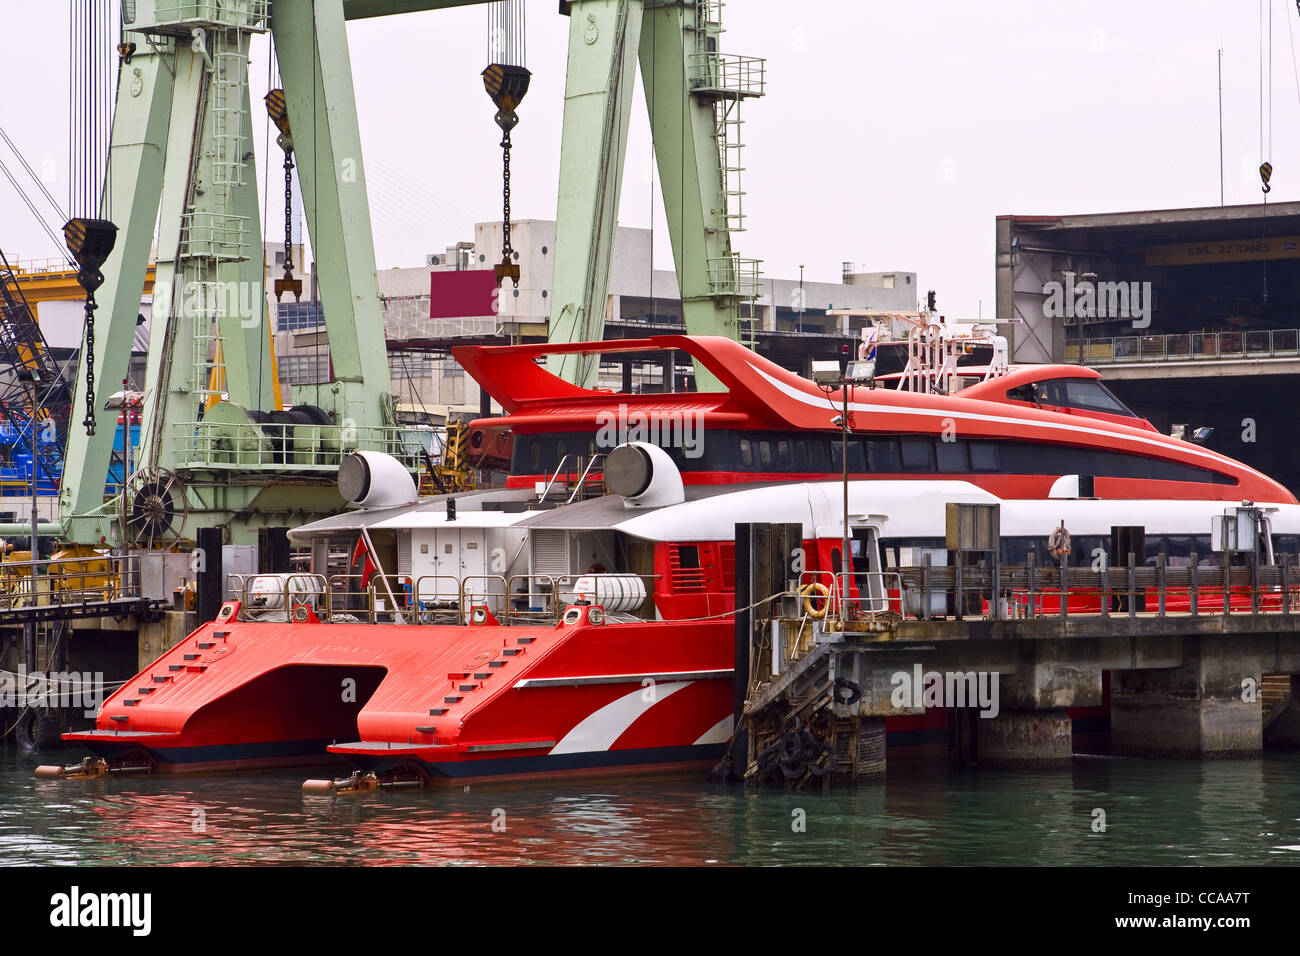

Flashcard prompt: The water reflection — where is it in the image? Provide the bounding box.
[3,748,1300,866]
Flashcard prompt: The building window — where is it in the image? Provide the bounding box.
[279,353,330,384]
[391,354,435,378]
[277,301,323,332]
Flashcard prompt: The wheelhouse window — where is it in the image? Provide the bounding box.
[1017,378,1138,417]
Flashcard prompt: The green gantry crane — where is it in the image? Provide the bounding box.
[58,0,762,550]
[546,0,764,388]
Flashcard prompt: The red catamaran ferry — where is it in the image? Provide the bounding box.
[60,332,1300,783]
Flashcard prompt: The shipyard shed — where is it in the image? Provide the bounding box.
[996,201,1300,494]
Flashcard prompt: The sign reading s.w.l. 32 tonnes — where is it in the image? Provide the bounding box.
[1145,236,1300,266]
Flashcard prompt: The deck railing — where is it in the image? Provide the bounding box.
[227,571,658,626]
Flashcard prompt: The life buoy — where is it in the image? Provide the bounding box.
[1048,523,1072,561]
[800,582,831,618]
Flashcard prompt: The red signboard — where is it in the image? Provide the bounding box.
[429,269,499,319]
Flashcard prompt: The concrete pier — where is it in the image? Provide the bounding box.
[973,709,1073,766]
[1111,637,1262,757]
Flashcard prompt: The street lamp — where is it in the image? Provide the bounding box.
[812,345,875,624]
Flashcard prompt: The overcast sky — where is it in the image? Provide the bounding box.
[3,0,1300,319]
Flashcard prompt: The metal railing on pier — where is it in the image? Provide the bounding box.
[1066,328,1300,365]
[0,552,148,624]
[794,555,1300,628]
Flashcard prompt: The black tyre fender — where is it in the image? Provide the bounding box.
[806,743,834,776]
[13,709,57,751]
[12,709,37,751]
[833,677,862,706]
[779,729,803,761]
[799,728,823,762]
[779,755,806,779]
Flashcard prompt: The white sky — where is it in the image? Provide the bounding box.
[3,0,1300,319]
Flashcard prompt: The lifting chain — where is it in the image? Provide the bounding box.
[482,63,529,287]
[277,149,300,302]
[82,294,97,435]
[501,127,513,270]
[62,216,116,438]
[263,89,302,303]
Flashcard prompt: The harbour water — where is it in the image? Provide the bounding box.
[4,748,1300,866]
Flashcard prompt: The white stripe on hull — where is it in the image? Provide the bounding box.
[550,681,692,755]
[693,714,733,746]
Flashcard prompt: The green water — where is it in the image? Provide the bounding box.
[3,748,1300,866]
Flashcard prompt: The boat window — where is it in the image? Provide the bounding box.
[1274,534,1300,560]
[968,441,1001,472]
[510,429,1233,485]
[806,438,830,472]
[792,439,809,471]
[900,437,935,473]
[829,440,865,473]
[935,439,967,473]
[866,438,901,473]
[1030,378,1137,417]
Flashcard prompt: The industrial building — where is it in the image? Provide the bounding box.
[289,218,919,414]
[8,223,917,427]
[996,201,1300,493]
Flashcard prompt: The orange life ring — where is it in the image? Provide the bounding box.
[800,582,831,618]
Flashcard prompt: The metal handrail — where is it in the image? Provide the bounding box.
[506,574,558,624]
[1067,328,1300,365]
[238,572,328,620]
[320,573,411,623]
[896,558,1299,621]
[565,455,607,505]
[412,574,465,613]
[833,570,905,618]
[459,574,510,622]
[174,421,427,471]
[537,454,602,502]
[0,552,143,610]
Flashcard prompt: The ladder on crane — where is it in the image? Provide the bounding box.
[688,0,765,349]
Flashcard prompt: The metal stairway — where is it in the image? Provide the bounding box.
[689,0,765,349]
